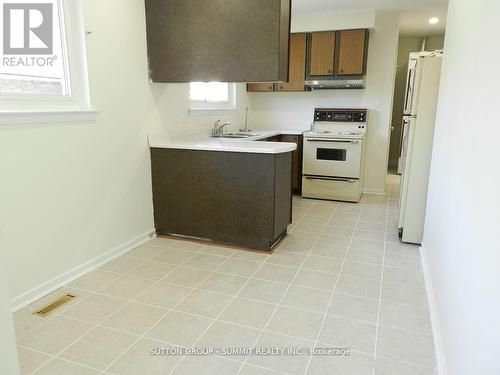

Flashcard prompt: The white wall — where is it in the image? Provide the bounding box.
[149,11,400,194]
[0,0,158,302]
[291,9,375,32]
[422,0,500,374]
[145,83,251,134]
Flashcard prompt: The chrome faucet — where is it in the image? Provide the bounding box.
[212,120,231,137]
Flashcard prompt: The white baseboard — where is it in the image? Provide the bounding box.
[363,188,386,195]
[420,245,448,375]
[11,229,154,312]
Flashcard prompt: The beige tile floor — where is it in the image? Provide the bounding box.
[14,175,436,375]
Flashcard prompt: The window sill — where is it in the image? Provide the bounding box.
[0,109,99,126]
[188,107,238,117]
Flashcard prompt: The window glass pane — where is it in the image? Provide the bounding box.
[189,82,229,103]
[0,0,71,96]
[189,82,207,102]
[206,82,228,102]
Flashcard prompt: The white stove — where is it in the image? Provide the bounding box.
[302,109,368,202]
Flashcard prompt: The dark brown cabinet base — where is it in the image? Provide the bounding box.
[150,148,293,251]
[258,134,303,193]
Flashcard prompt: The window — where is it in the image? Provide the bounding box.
[189,82,236,112]
[0,0,94,123]
[1,0,70,96]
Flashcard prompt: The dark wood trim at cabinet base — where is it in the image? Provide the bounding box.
[156,228,288,252]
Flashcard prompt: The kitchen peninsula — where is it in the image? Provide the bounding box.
[149,132,298,250]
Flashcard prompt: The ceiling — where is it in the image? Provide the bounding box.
[292,0,448,36]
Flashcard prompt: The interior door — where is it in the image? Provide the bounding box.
[278,33,307,92]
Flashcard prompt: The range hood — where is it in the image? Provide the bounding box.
[305,77,365,90]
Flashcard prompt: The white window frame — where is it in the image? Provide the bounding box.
[0,0,97,125]
[189,82,237,115]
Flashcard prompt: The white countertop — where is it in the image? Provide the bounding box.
[149,130,304,154]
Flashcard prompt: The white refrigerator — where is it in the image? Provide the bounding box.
[398,52,443,244]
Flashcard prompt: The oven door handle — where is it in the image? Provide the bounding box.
[306,139,359,144]
[305,176,358,183]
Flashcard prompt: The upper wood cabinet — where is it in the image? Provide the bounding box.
[309,32,336,76]
[247,83,275,92]
[338,29,368,75]
[278,33,307,92]
[247,28,369,93]
[144,0,291,82]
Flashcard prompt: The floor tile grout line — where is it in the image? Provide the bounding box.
[67,265,428,307]
[18,310,435,375]
[23,241,203,334]
[16,252,154,344]
[34,244,208,374]
[160,195,426,372]
[24,225,427,370]
[25,243,210,375]
[371,187,391,375]
[15,345,54,373]
[17,344,110,374]
[72,253,426,294]
[303,197,366,375]
[101,244,248,374]
[40,295,434,353]
[163,240,278,375]
[19,182,428,374]
[373,353,438,370]
[16,247,169,356]
[26,320,105,374]
[65,268,429,311]
[234,200,340,375]
[163,254,274,374]
[233,199,322,375]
